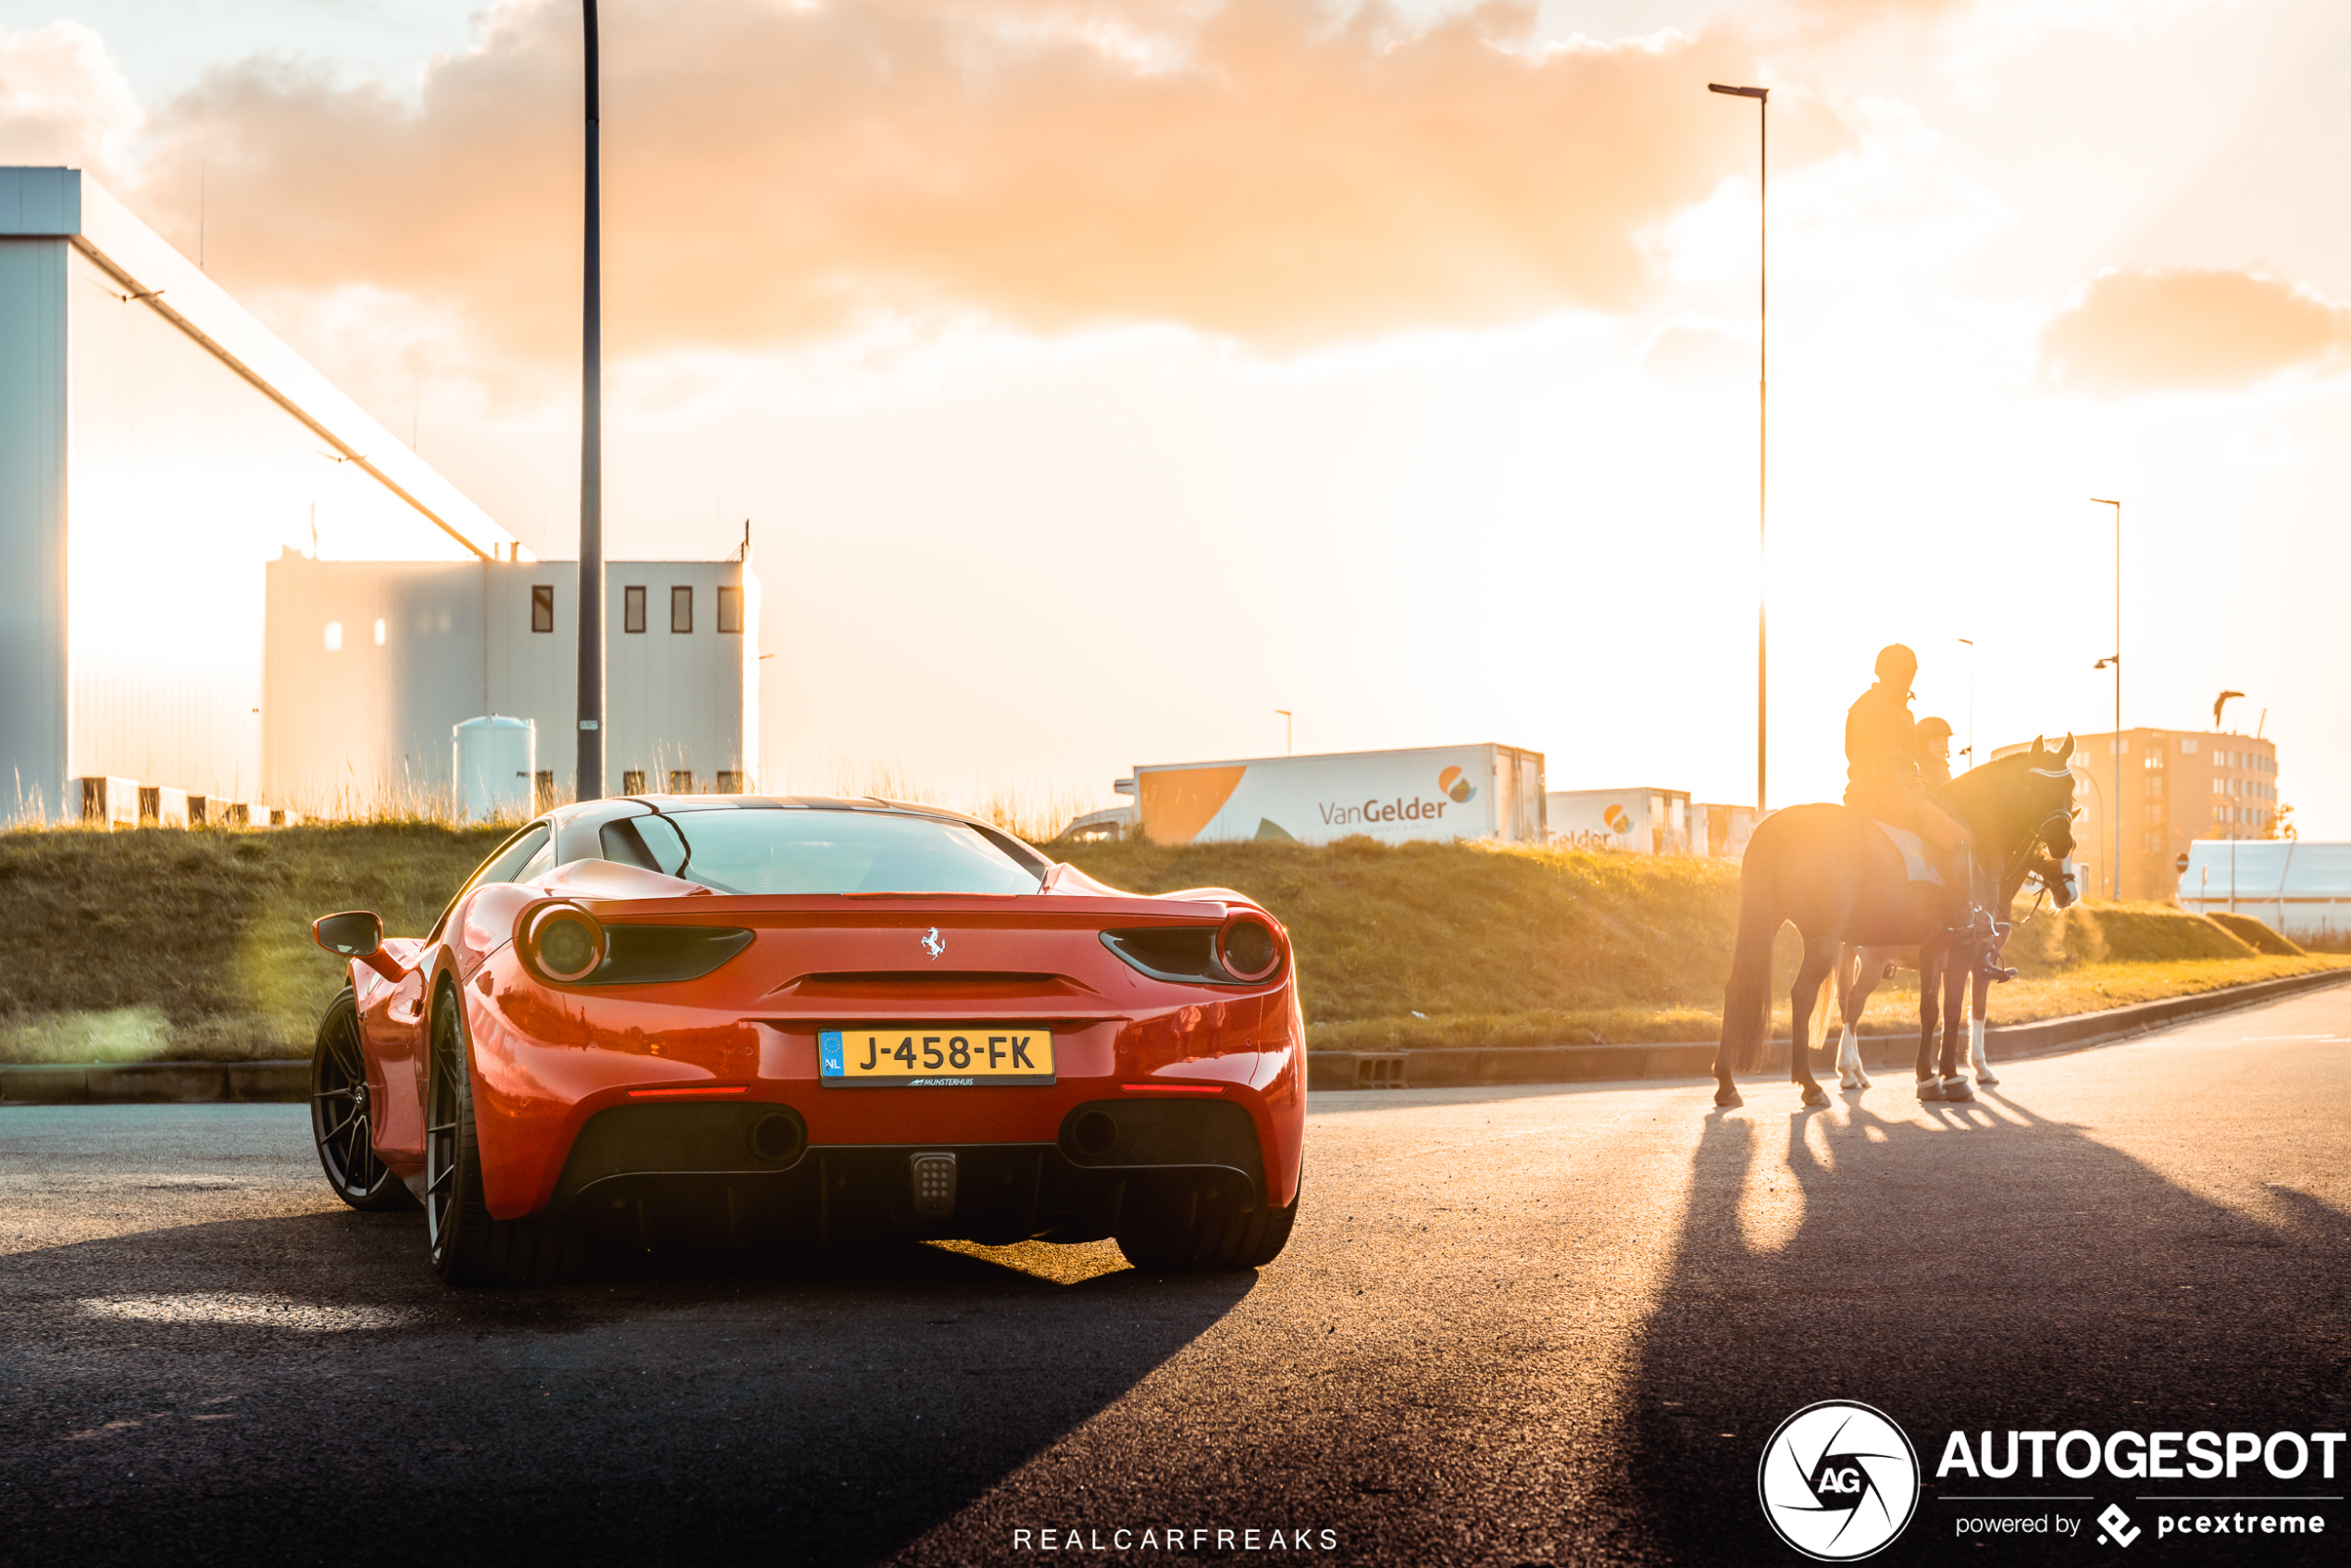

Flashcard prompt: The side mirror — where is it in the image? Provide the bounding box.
[313,911,406,983]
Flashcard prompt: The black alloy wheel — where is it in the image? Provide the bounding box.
[425,984,567,1287]
[311,989,412,1212]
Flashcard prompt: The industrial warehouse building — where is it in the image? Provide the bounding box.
[0,167,753,819]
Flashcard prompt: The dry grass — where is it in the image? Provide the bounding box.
[3,825,2339,1064]
[0,823,507,1062]
[1060,840,2348,1052]
[2204,910,2305,956]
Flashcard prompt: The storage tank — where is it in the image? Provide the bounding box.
[453,716,535,821]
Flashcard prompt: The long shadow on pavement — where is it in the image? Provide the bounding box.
[1614,1090,2348,1565]
[0,1204,1250,1567]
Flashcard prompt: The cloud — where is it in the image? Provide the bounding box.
[2039,266,2351,392]
[0,21,142,174]
[107,0,1768,360]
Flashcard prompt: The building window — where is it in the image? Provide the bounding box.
[668,770,696,793]
[531,585,554,633]
[324,621,343,652]
[624,586,645,634]
[717,585,741,633]
[621,770,646,795]
[715,770,745,794]
[534,772,554,814]
[670,586,693,632]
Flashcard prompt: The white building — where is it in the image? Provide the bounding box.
[0,167,753,818]
[264,552,758,813]
[2178,840,2351,944]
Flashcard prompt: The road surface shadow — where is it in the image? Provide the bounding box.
[1614,1091,2348,1564]
[0,1205,1252,1566]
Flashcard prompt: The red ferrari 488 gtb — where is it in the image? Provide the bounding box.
[307,796,1303,1284]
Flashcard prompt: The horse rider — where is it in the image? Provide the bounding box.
[1915,716,1956,790]
[1844,646,1996,963]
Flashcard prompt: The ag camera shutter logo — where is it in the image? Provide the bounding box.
[1758,1400,1920,1561]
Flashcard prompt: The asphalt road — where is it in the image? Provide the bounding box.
[3,989,2345,1567]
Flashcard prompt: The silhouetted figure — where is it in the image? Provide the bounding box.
[1915,716,1955,790]
[1844,646,1991,954]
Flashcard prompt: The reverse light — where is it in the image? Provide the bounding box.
[518,902,606,985]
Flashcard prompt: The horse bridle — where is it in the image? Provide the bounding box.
[2004,807,2076,926]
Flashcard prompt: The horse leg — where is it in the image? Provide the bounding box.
[1940,958,1974,1101]
[1915,947,1944,1101]
[1791,937,1836,1109]
[1837,946,1875,1090]
[1970,968,1997,1086]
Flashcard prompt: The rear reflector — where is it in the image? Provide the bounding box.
[626,1085,748,1100]
[1120,1082,1223,1094]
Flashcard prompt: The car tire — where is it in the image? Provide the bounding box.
[1114,1169,1300,1273]
[425,983,570,1287]
[310,988,414,1212]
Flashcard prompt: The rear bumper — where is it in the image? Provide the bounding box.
[459,961,1307,1222]
[542,1098,1269,1246]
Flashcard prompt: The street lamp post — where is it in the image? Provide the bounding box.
[1957,637,1975,767]
[1275,710,1292,757]
[576,0,606,802]
[1710,81,1769,813]
[2092,498,2121,898]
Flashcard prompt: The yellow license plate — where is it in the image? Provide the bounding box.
[818,1027,1054,1087]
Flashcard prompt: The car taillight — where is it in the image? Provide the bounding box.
[518,902,606,984]
[1217,914,1283,982]
[1101,917,1287,985]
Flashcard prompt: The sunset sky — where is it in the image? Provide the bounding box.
[5,0,2346,831]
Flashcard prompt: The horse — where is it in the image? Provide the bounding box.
[1827,846,2080,1100]
[1711,736,2080,1108]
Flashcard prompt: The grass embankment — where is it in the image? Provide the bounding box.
[1053,840,2349,1051]
[0,827,2341,1063]
[0,825,506,1063]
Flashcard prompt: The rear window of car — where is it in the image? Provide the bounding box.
[651,808,1043,896]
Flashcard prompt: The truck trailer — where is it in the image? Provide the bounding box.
[1124,744,1547,847]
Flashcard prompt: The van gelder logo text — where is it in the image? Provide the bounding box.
[1319,795,1449,828]
[1758,1401,1920,1561]
[1935,1428,2345,1480]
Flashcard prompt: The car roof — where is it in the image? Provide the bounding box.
[545,793,986,827]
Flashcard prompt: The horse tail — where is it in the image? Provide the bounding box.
[1718,856,1782,1075]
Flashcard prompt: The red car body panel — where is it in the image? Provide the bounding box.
[341,809,1305,1238]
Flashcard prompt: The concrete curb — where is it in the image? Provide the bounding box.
[0,1060,308,1105]
[1306,965,2351,1091]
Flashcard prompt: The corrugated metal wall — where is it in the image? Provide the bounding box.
[0,238,68,819]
